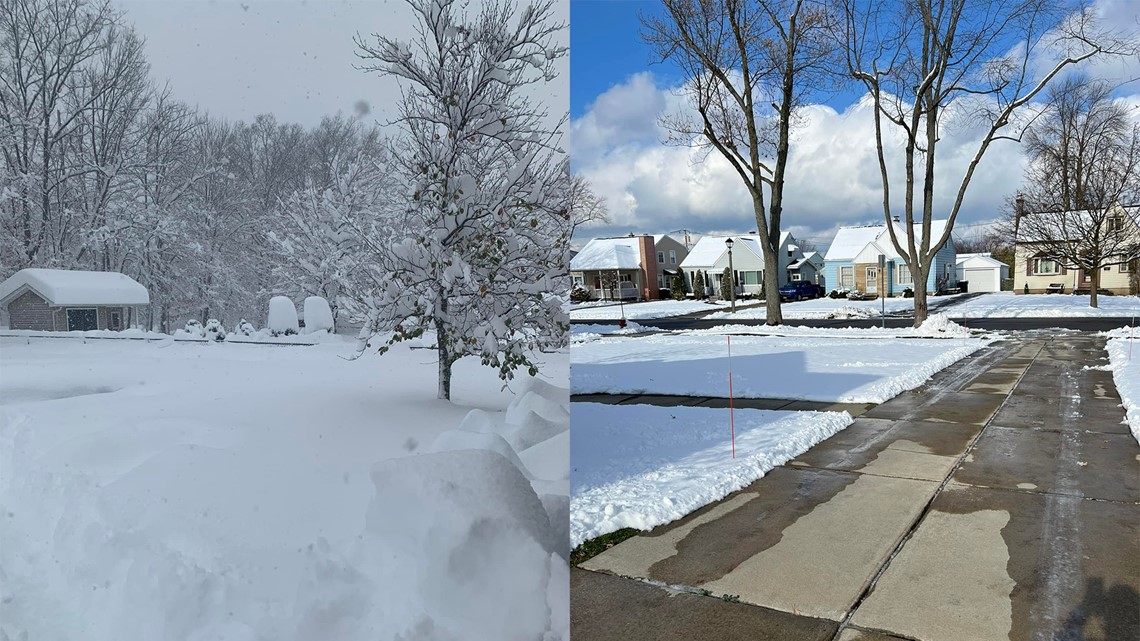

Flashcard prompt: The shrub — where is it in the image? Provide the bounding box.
[204,318,226,341]
[903,288,914,298]
[720,267,733,301]
[570,283,592,303]
[184,319,205,338]
[236,319,256,336]
[671,267,688,300]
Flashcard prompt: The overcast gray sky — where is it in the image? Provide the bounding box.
[117,0,569,128]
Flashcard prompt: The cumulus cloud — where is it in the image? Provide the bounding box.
[570,0,1139,248]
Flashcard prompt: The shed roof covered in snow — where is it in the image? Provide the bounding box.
[569,237,642,271]
[0,269,149,306]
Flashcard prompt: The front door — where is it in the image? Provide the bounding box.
[67,308,98,331]
[109,310,122,331]
[866,267,878,293]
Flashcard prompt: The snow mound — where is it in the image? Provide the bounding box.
[303,296,334,334]
[915,313,971,337]
[828,305,875,319]
[268,296,299,333]
[428,428,533,480]
[1104,329,1139,444]
[366,450,562,639]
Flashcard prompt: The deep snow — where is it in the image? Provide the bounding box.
[0,336,569,641]
[570,403,852,547]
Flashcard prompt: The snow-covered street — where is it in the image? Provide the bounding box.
[0,337,569,641]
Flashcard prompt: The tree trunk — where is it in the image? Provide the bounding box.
[762,245,782,325]
[912,268,929,327]
[1090,266,1099,308]
[435,291,452,400]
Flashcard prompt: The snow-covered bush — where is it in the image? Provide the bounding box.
[235,319,256,336]
[204,318,225,342]
[303,296,334,334]
[570,284,592,303]
[184,319,205,337]
[268,296,299,336]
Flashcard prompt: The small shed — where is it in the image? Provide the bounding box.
[0,269,149,331]
[955,253,1009,293]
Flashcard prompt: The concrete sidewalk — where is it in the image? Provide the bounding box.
[571,334,1139,641]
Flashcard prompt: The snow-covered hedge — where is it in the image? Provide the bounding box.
[303,296,334,334]
[268,296,299,336]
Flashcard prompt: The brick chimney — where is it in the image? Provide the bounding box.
[637,235,659,300]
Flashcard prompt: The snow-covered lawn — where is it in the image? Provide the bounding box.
[570,403,852,547]
[704,295,959,320]
[1104,327,1140,444]
[0,337,568,641]
[571,332,987,403]
[944,291,1140,317]
[570,298,761,320]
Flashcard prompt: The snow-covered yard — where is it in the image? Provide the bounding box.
[570,403,852,547]
[0,337,568,641]
[571,331,988,403]
[945,292,1140,318]
[704,295,955,320]
[570,298,761,320]
[1104,327,1140,444]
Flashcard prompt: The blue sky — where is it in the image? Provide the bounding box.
[569,0,1140,250]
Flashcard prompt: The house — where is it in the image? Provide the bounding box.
[824,220,957,297]
[1013,203,1140,295]
[0,269,149,331]
[680,231,813,297]
[569,234,689,300]
[955,253,1009,293]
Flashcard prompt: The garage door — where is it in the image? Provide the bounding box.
[964,268,995,293]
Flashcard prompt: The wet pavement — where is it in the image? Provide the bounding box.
[571,334,1139,641]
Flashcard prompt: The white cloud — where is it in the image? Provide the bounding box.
[572,0,1140,247]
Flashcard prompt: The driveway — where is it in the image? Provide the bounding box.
[571,333,1139,641]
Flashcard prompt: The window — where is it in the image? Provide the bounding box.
[657,251,665,264]
[1033,257,1059,275]
[669,250,677,264]
[109,310,122,331]
[742,271,761,285]
[1122,260,1132,273]
[1108,216,1124,232]
[897,264,913,285]
[791,273,802,281]
[619,273,633,283]
[839,266,854,288]
[658,274,665,288]
[572,275,584,286]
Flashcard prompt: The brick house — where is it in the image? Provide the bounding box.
[570,234,689,301]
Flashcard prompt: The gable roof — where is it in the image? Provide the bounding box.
[1015,205,1140,243]
[0,269,149,306]
[956,253,1006,268]
[825,220,952,261]
[680,234,770,268]
[569,237,642,271]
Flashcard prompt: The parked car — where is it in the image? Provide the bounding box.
[779,281,821,301]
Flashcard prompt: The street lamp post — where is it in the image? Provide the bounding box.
[725,237,736,313]
[616,269,626,328]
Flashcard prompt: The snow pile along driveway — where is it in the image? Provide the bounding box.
[570,403,852,547]
[0,338,569,641]
[1104,327,1140,444]
[571,332,987,404]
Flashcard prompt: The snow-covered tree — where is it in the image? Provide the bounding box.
[355,0,569,400]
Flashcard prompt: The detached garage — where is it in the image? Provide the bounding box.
[955,253,1010,293]
[0,269,149,331]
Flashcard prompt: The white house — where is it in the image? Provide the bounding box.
[680,231,809,297]
[955,253,1009,293]
[569,234,690,300]
[0,268,149,331]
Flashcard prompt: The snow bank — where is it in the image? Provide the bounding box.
[1103,326,1140,443]
[267,296,299,334]
[951,292,1140,318]
[691,314,978,340]
[0,339,570,641]
[570,299,761,321]
[570,321,649,343]
[303,296,334,334]
[570,403,853,547]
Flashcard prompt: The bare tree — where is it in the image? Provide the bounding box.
[841,0,1130,325]
[569,166,609,236]
[1012,76,1140,306]
[643,0,838,325]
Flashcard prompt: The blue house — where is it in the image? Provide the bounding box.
[823,220,957,296]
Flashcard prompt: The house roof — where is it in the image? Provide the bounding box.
[569,237,642,271]
[681,233,769,268]
[825,220,951,261]
[956,253,1006,268]
[788,251,823,270]
[0,269,149,306]
[1015,205,1140,243]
